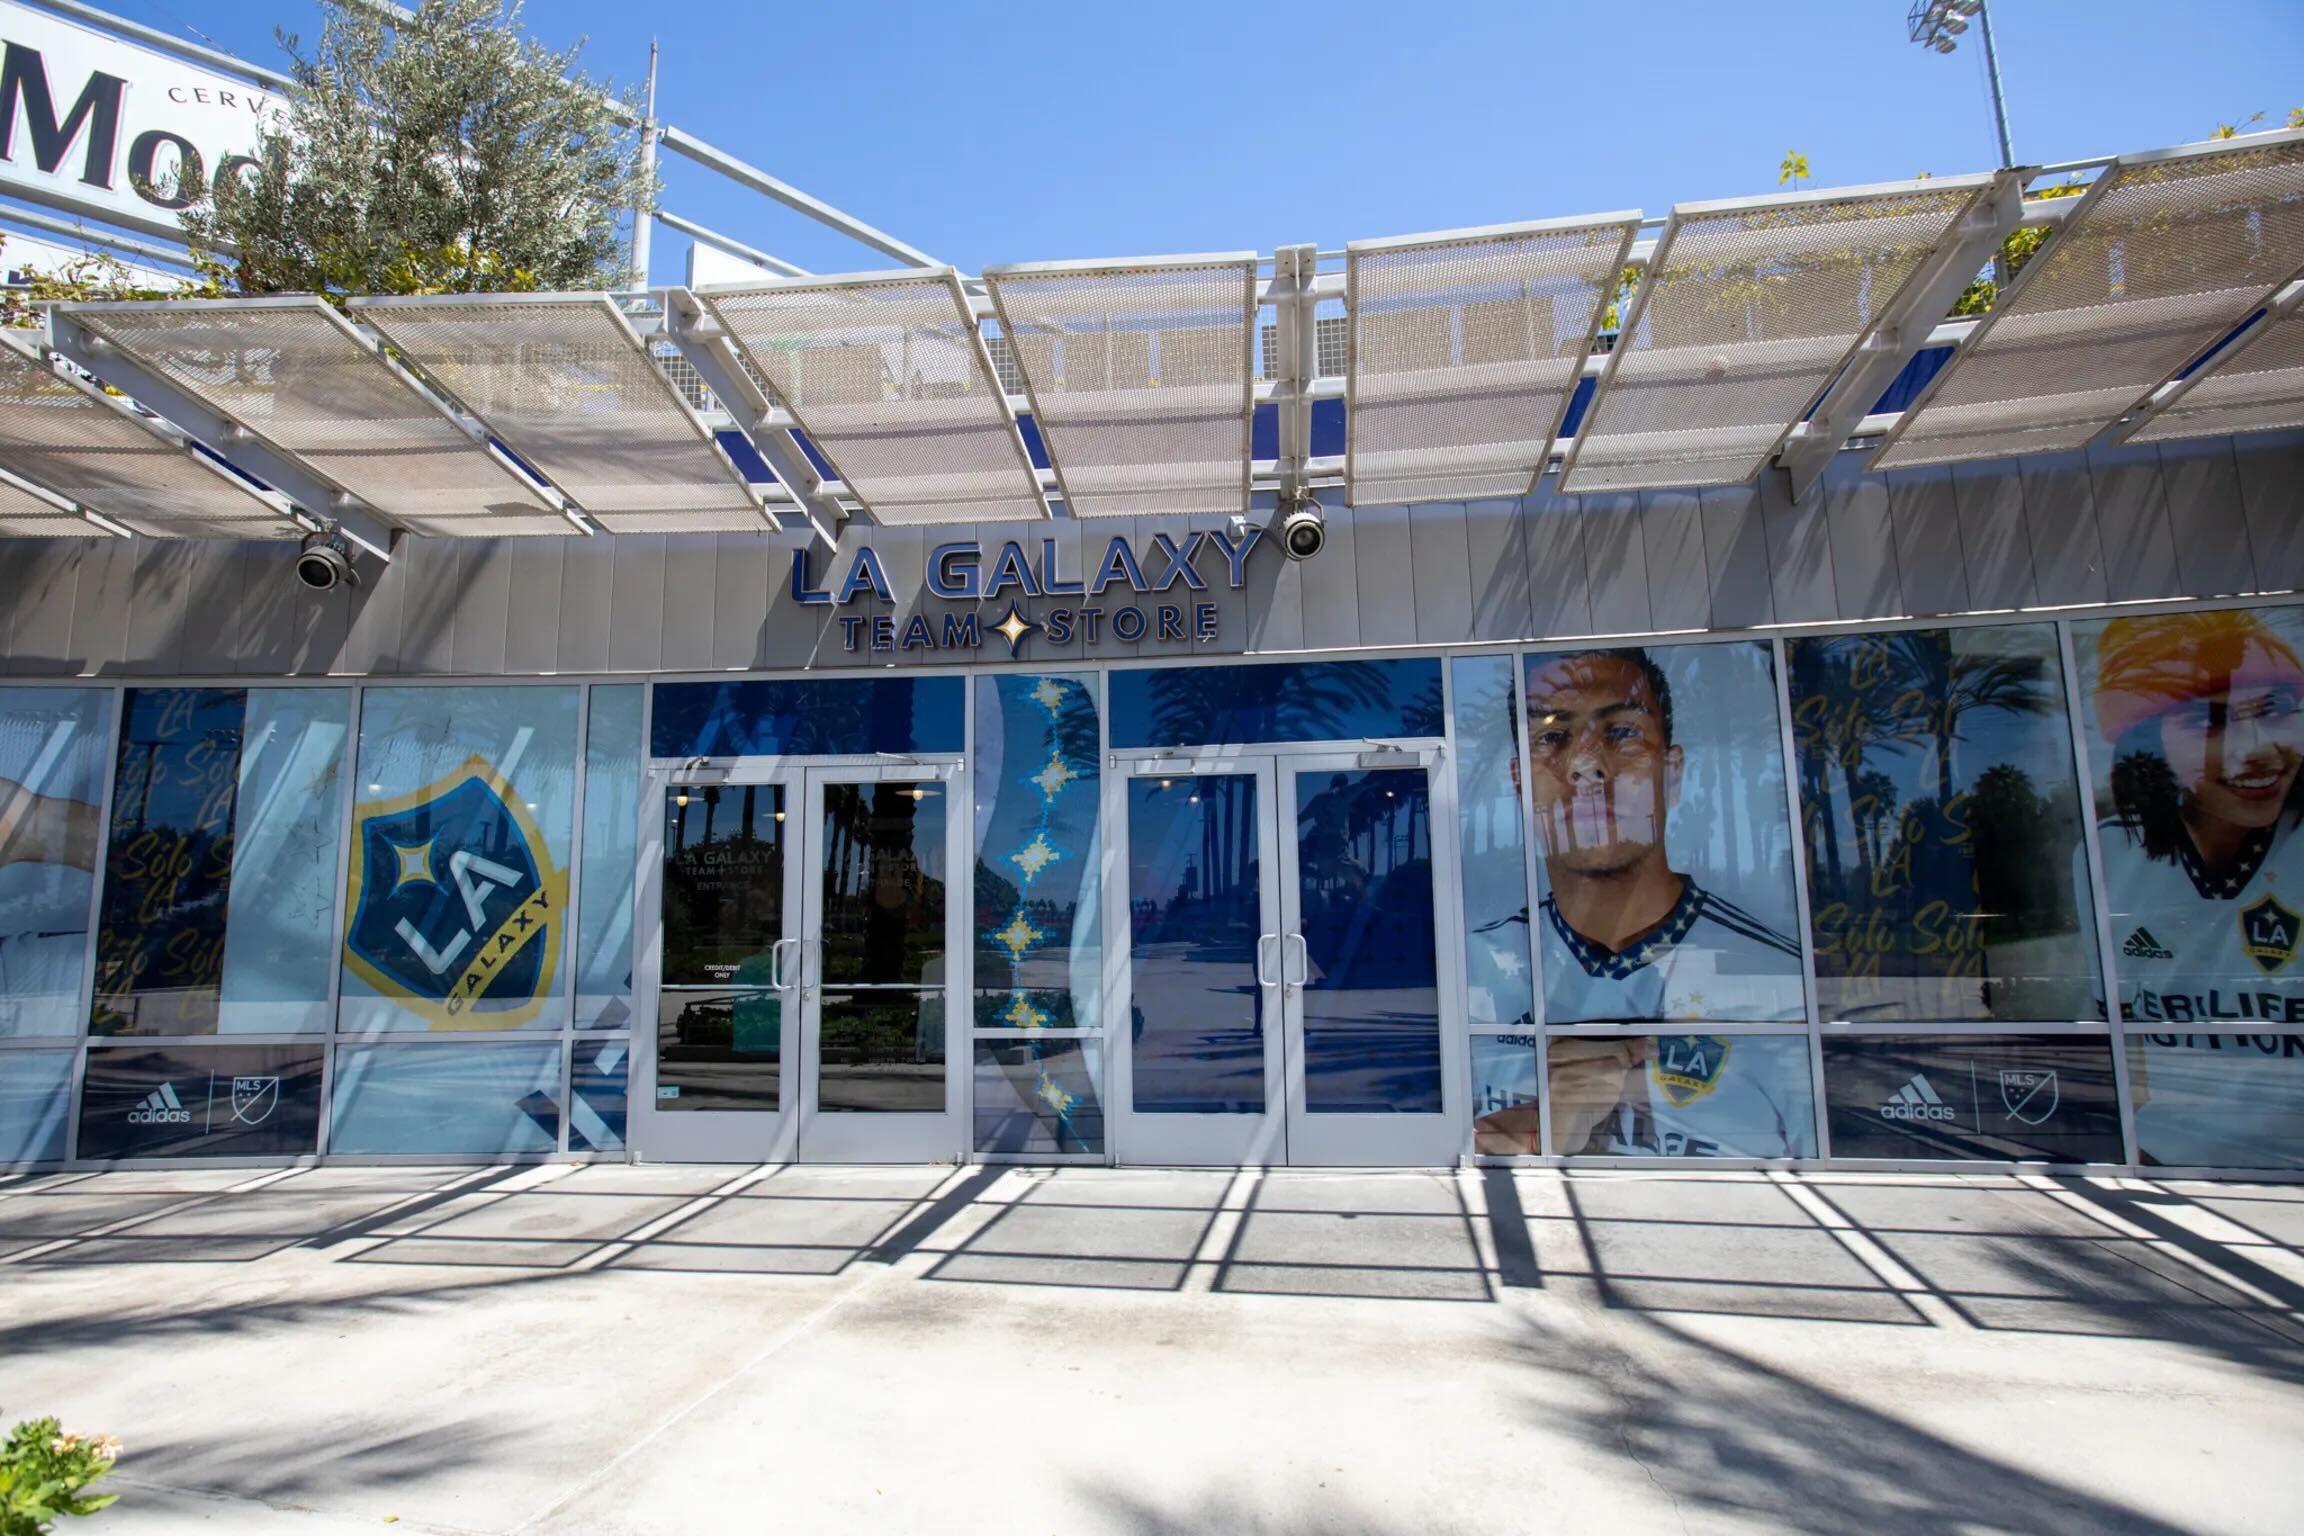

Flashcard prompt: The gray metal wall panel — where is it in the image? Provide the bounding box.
[751,533,824,670]
[1640,488,1710,631]
[1522,481,1592,638]
[233,545,321,677]
[67,539,130,675]
[2015,451,2108,608]
[449,540,515,677]
[1948,460,2037,611]
[1463,498,1530,642]
[123,542,195,676]
[1130,518,1197,658]
[1351,503,1417,648]
[2154,439,2257,598]
[337,542,405,676]
[394,537,462,675]
[1411,503,1475,646]
[1697,482,1774,630]
[1240,512,1304,653]
[4,542,78,674]
[1580,492,1652,635]
[1818,464,1901,620]
[1297,503,1362,652]
[503,540,565,675]
[604,534,665,674]
[2233,433,2304,591]
[657,535,719,673]
[1885,466,1970,616]
[1759,471,1837,624]
[1184,515,1248,658]
[174,541,249,677]
[710,534,772,670]
[2085,438,2184,602]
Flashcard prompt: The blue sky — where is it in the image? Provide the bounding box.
[86,0,2304,277]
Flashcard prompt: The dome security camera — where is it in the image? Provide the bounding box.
[1278,493,1325,562]
[294,529,359,592]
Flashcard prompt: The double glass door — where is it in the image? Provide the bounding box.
[1113,750,1463,1165]
[640,763,962,1163]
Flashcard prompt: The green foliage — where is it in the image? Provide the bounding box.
[1949,176,2085,317]
[184,0,656,300]
[1777,150,1810,187]
[0,237,233,329]
[0,1418,121,1533]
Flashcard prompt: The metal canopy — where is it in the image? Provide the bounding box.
[1562,176,1996,493]
[2123,288,2304,444]
[351,294,775,534]
[697,269,1048,525]
[61,297,576,537]
[1345,214,1638,505]
[0,472,109,538]
[0,337,292,539]
[984,254,1257,518]
[1871,136,2304,469]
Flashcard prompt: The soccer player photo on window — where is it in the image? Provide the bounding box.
[1516,643,1803,1024]
[2076,606,2304,1027]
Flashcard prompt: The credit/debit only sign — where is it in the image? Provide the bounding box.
[0,0,282,244]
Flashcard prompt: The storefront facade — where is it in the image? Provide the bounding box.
[5,431,2303,1175]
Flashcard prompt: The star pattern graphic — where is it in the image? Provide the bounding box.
[1030,751,1077,800]
[1010,832,1060,883]
[1002,994,1051,1030]
[1029,677,1068,715]
[993,910,1047,964]
[992,603,1039,657]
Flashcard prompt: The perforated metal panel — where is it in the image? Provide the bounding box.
[985,255,1256,518]
[2129,299,2304,443]
[698,270,1046,524]
[1347,215,1638,505]
[1561,178,1991,493]
[0,341,292,538]
[64,298,573,536]
[352,295,773,533]
[0,475,104,537]
[1874,136,2304,469]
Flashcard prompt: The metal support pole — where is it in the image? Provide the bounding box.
[630,40,659,288]
[1978,0,2016,171]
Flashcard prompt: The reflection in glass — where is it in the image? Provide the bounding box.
[974,1038,1103,1154]
[220,690,348,1033]
[1295,767,1443,1113]
[0,687,109,1039]
[1789,626,2102,1022]
[576,685,643,1029]
[973,674,1100,1031]
[1544,1033,1817,1158]
[0,1048,73,1162]
[656,989,781,1111]
[1470,1034,1541,1154]
[658,783,784,1113]
[1128,775,1265,1112]
[651,676,964,759]
[328,1041,560,1155]
[1820,1033,2122,1161]
[1452,657,1534,1029]
[819,991,944,1112]
[570,1037,629,1151]
[1523,643,1802,1023]
[2129,1033,2304,1169]
[1109,659,1444,749]
[2073,608,2304,1028]
[820,782,946,988]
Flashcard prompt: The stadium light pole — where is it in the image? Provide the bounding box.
[1908,0,2015,170]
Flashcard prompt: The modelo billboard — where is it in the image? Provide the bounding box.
[0,0,281,243]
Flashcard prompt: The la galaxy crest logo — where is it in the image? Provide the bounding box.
[2240,892,2300,976]
[344,757,564,1029]
[1651,1035,1730,1108]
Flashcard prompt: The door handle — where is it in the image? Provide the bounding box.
[1282,932,1308,989]
[769,938,799,992]
[1255,932,1280,988]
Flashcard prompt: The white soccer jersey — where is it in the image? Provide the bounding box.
[1556,1034,1817,1158]
[1539,880,1804,1023]
[2086,815,2304,1028]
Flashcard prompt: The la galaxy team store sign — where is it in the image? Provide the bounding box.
[796,527,1265,656]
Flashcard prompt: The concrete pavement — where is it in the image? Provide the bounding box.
[1,1162,2300,1535]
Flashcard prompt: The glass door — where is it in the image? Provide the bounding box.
[794,767,964,1163]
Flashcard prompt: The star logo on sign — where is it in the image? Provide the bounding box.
[992,603,1038,656]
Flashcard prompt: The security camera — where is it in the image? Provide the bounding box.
[294,528,359,591]
[1278,492,1325,562]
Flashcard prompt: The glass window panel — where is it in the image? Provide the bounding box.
[1524,643,1803,1023]
[1547,1033,1817,1158]
[0,1048,74,1162]
[1470,1033,1541,1155]
[649,677,963,759]
[338,686,579,1033]
[656,988,781,1112]
[2129,1033,2304,1169]
[0,686,109,1039]
[1127,775,1265,1113]
[1789,626,2102,1022]
[819,782,947,988]
[1108,660,1444,749]
[1453,656,1534,1029]
[973,674,1101,1031]
[1820,1033,2123,1161]
[1296,766,1443,1112]
[973,1038,1103,1155]
[570,1037,629,1152]
[818,990,945,1112]
[657,782,785,1113]
[2072,607,2304,1030]
[576,685,643,1030]
[328,1041,560,1155]
[94,688,349,1038]
[75,1042,323,1159]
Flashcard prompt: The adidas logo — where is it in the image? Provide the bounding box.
[2122,927,2175,961]
[1878,1074,1957,1122]
[126,1081,192,1126]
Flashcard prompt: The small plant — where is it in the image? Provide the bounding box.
[0,1419,123,1533]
